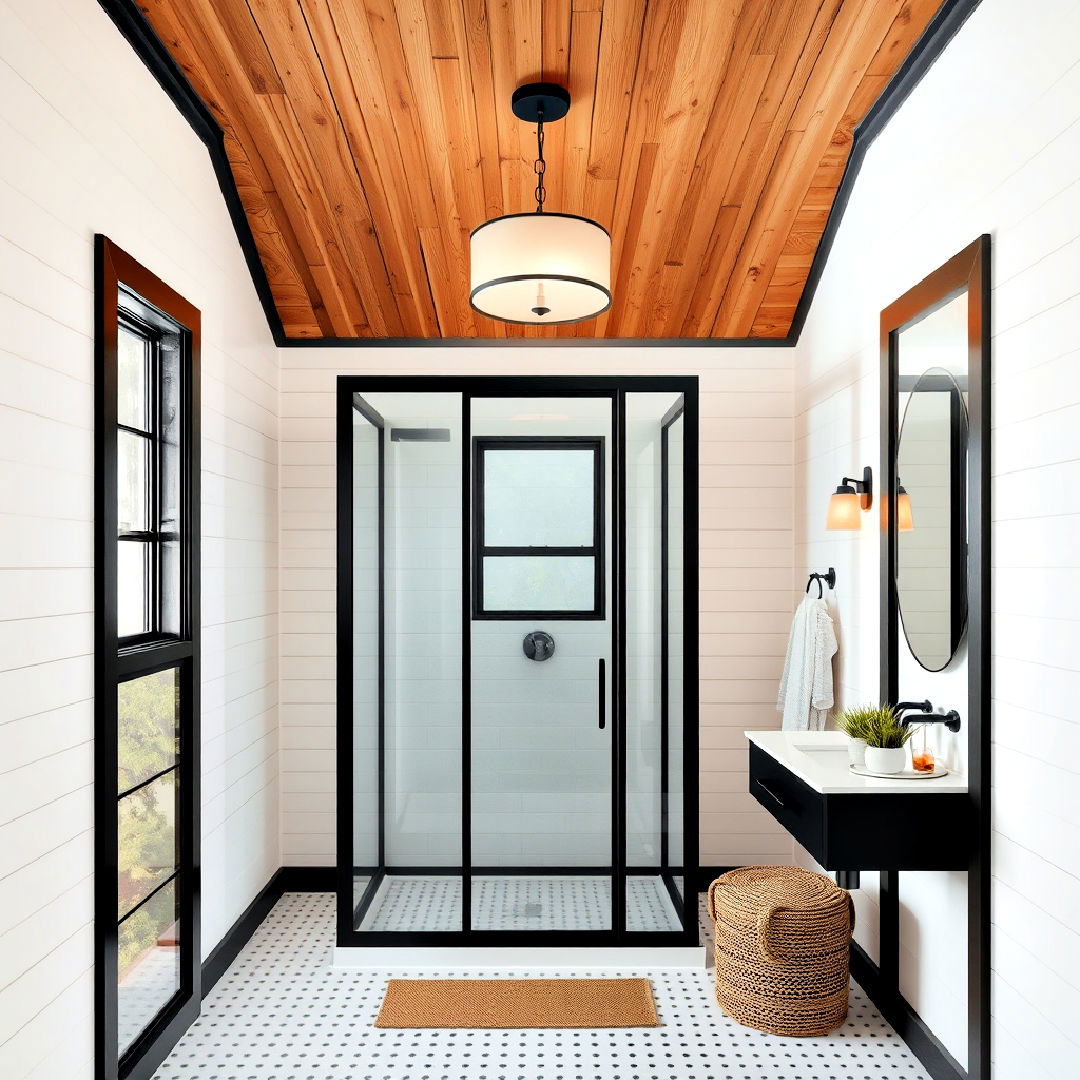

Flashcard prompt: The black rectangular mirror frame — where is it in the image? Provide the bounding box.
[877,235,991,1080]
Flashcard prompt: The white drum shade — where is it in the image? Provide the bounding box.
[470,212,611,325]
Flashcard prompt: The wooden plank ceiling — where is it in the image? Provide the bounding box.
[139,0,943,340]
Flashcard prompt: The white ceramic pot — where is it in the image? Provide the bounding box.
[847,737,867,766]
[864,746,907,774]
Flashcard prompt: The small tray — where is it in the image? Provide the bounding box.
[849,763,949,780]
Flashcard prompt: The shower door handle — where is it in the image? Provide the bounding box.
[598,657,606,730]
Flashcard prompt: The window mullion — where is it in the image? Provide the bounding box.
[116,869,179,929]
[117,761,179,802]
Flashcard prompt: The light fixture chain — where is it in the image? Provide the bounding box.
[534,108,546,213]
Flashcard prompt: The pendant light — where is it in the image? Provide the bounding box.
[470,84,611,325]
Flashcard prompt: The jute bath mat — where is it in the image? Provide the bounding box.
[375,977,659,1029]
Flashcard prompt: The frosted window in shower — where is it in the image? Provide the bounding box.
[483,449,595,546]
[482,555,595,612]
[473,436,603,619]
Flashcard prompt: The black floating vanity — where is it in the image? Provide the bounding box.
[747,732,975,872]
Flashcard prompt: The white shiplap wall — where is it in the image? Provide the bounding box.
[792,0,1080,1074]
[0,1,280,1077]
[279,347,796,871]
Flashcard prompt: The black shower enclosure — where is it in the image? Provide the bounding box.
[336,376,699,947]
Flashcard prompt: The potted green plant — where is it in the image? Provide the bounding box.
[836,703,914,772]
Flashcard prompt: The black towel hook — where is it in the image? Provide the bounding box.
[805,567,837,598]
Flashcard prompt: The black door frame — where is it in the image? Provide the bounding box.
[336,376,699,948]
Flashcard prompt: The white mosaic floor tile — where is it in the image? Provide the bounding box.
[154,893,930,1080]
[359,874,683,932]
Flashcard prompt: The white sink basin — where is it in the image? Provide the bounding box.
[744,730,967,794]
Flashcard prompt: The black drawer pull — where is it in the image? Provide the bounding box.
[757,779,786,808]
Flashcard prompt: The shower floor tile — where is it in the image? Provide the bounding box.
[154,892,931,1080]
[358,874,683,932]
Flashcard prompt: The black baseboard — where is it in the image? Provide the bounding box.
[201,865,336,996]
[850,942,965,1080]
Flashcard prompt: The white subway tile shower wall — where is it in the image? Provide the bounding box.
[279,349,796,870]
[792,0,1080,1073]
[0,1,280,1077]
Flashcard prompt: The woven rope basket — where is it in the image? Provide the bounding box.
[706,865,855,1037]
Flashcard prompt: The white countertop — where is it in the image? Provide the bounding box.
[746,730,968,795]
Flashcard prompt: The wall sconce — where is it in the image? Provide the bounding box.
[826,466,873,530]
[897,481,914,532]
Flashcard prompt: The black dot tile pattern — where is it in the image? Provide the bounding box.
[153,893,930,1080]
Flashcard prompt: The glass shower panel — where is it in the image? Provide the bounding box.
[624,392,685,931]
[351,405,380,913]
[664,410,685,906]
[469,397,612,931]
[353,392,463,932]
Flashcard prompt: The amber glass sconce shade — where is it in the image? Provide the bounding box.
[897,483,914,532]
[826,466,873,530]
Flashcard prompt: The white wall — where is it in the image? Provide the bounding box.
[0,1,280,1077]
[792,0,1080,1073]
[279,346,797,872]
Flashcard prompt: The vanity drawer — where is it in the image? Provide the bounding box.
[749,743,824,858]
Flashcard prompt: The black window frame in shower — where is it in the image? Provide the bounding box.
[335,376,699,950]
[471,435,605,621]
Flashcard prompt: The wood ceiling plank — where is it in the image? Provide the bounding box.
[680,0,843,337]
[458,0,505,222]
[258,90,374,335]
[560,4,602,217]
[715,0,904,336]
[763,2,939,333]
[139,0,327,333]
[302,0,440,337]
[592,0,690,337]
[151,0,369,335]
[247,0,405,336]
[607,0,740,338]
[641,0,774,337]
[569,0,647,338]
[390,0,479,337]
[604,138,658,336]
[866,0,943,77]
[578,0,645,235]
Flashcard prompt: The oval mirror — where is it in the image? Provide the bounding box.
[895,365,968,671]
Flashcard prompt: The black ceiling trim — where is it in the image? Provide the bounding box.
[98,0,981,350]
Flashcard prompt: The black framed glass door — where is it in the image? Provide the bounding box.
[467,392,616,933]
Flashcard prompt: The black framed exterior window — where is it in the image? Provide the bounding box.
[96,236,200,1080]
[472,436,604,619]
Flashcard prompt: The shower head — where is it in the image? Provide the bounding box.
[390,428,451,442]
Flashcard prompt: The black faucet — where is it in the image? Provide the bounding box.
[900,708,962,733]
[894,700,932,720]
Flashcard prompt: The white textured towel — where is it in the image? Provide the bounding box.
[778,594,838,731]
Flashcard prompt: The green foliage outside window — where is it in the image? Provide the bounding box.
[117,670,179,979]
